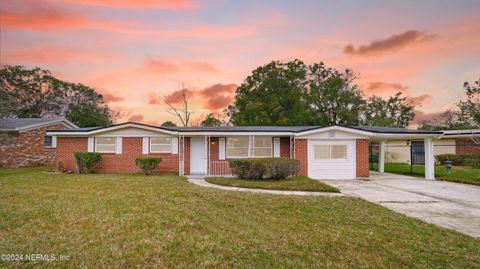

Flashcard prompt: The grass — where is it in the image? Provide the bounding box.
[205,176,340,193]
[370,163,480,185]
[0,167,479,268]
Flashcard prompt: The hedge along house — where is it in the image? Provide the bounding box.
[0,118,78,168]
[47,122,443,180]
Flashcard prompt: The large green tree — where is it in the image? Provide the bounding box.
[307,63,365,125]
[228,59,415,127]
[201,113,223,127]
[228,60,311,126]
[363,92,415,128]
[459,78,480,125]
[0,65,114,127]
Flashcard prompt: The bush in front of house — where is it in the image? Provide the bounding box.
[73,152,102,174]
[464,153,480,168]
[435,153,480,168]
[229,158,300,180]
[135,157,162,175]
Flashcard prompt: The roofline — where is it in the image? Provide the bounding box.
[47,122,177,136]
[1,118,79,132]
[46,122,445,138]
[295,125,374,136]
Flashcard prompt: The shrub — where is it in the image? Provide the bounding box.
[464,153,480,168]
[135,157,162,175]
[73,152,102,174]
[435,154,461,165]
[435,153,480,168]
[229,158,300,180]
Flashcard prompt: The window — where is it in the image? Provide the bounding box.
[226,136,249,158]
[253,136,272,157]
[95,137,116,153]
[314,144,347,160]
[226,136,273,158]
[331,145,347,159]
[44,136,53,148]
[150,137,171,153]
[314,145,330,160]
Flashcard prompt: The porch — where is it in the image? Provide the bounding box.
[178,135,295,176]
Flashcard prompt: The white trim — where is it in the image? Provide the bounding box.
[142,137,149,154]
[424,138,435,180]
[115,137,122,154]
[47,122,176,136]
[219,138,226,160]
[51,136,57,148]
[273,137,280,157]
[87,137,94,152]
[379,140,385,173]
[171,137,178,154]
[296,126,373,137]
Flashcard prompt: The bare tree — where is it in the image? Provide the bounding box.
[164,84,193,127]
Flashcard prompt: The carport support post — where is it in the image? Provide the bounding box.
[379,141,386,173]
[424,137,435,180]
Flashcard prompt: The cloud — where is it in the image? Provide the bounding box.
[344,30,436,56]
[365,81,409,95]
[164,89,193,104]
[145,57,218,74]
[148,83,237,111]
[7,48,112,63]
[55,0,199,9]
[406,94,432,106]
[1,1,85,31]
[1,0,255,39]
[148,93,163,105]
[411,110,443,126]
[102,93,125,103]
[184,61,218,73]
[128,114,144,122]
[146,57,179,73]
[198,83,237,110]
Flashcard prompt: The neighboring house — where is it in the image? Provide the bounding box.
[378,129,480,164]
[0,118,78,168]
[47,122,443,180]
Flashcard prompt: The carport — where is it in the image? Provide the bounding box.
[351,127,444,180]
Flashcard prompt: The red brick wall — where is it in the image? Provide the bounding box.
[280,137,291,158]
[295,139,308,176]
[356,139,369,178]
[57,137,179,173]
[183,137,190,175]
[0,123,67,168]
[456,139,480,154]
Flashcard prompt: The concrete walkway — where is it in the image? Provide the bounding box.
[187,178,344,197]
[321,172,480,238]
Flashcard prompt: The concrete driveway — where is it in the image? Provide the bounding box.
[321,172,480,238]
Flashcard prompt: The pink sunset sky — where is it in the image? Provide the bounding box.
[1,0,479,126]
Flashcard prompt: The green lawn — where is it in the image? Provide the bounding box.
[1,168,479,268]
[205,176,340,192]
[371,163,480,185]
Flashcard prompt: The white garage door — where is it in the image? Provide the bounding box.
[307,139,356,179]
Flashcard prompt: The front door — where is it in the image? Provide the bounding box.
[190,137,206,174]
[411,141,425,165]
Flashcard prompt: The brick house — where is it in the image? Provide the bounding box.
[0,118,78,168]
[47,122,444,180]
